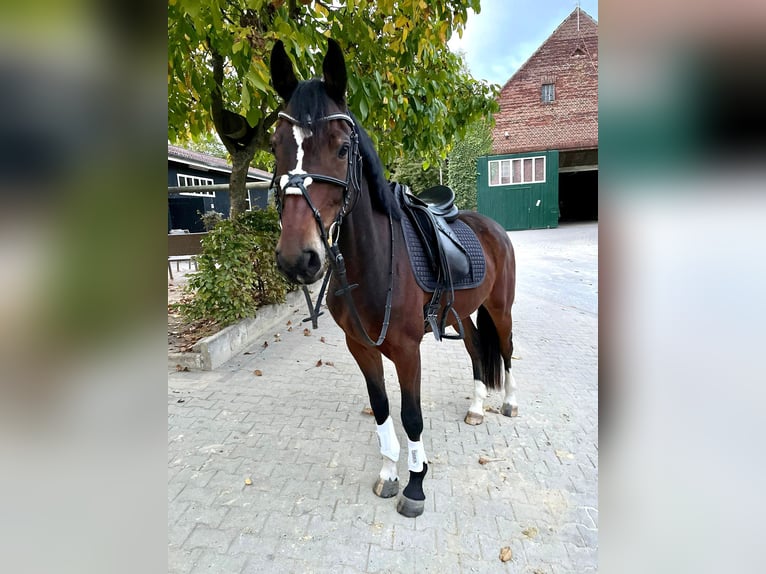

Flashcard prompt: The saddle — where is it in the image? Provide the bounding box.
[396,183,471,341]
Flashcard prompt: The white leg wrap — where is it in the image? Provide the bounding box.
[407,439,428,473]
[379,458,398,481]
[468,379,488,415]
[376,416,400,462]
[503,369,518,407]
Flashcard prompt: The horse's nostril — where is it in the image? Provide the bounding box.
[304,249,322,276]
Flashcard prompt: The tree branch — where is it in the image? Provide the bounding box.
[210,48,239,156]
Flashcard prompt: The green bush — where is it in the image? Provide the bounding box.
[198,209,224,231]
[178,208,292,326]
[448,118,493,211]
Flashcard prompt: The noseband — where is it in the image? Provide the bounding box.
[270,109,394,347]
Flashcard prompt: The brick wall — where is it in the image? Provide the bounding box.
[492,9,598,155]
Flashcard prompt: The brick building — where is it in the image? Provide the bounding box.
[477,8,598,229]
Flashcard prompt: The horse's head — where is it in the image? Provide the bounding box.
[269,38,359,285]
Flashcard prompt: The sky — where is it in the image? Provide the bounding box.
[448,0,599,86]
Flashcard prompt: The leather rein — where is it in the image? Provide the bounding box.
[271,110,395,347]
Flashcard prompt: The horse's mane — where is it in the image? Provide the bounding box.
[286,79,400,220]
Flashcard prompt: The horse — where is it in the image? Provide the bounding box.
[269,38,517,517]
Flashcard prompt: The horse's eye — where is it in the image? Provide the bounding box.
[338,143,349,159]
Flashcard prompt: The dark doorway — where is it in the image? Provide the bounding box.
[168,196,205,232]
[558,170,598,222]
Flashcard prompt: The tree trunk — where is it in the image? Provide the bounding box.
[228,149,252,218]
[209,48,279,219]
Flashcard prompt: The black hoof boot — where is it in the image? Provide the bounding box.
[397,463,428,517]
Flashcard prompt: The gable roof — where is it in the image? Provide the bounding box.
[492,8,598,155]
[168,144,272,180]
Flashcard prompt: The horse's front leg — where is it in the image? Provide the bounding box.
[345,336,400,499]
[392,347,428,517]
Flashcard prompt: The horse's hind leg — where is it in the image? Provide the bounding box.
[462,318,488,425]
[346,337,400,498]
[501,330,519,417]
[489,309,518,418]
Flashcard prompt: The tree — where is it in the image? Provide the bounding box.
[448,117,493,211]
[168,0,498,217]
[391,152,443,194]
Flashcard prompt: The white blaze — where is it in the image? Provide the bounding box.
[282,124,313,196]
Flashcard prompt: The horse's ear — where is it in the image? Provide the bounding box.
[322,38,347,103]
[270,40,298,102]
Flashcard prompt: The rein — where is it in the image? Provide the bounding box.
[272,110,395,347]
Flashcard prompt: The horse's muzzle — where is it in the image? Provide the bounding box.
[275,248,325,284]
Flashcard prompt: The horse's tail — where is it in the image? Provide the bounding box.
[476,305,504,391]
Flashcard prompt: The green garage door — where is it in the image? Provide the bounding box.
[477,151,559,230]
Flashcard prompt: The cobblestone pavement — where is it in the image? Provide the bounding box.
[168,222,598,573]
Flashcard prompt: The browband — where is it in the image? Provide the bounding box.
[277,111,355,127]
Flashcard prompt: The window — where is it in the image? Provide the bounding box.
[489,161,499,186]
[488,156,546,186]
[541,83,555,104]
[177,173,215,197]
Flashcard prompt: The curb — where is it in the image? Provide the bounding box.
[169,288,307,371]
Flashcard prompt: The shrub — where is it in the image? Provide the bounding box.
[198,209,224,231]
[448,118,493,211]
[178,207,292,326]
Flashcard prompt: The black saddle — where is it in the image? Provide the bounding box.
[395,183,471,341]
[413,185,459,221]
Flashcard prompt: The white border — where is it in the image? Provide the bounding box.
[177,173,215,197]
[488,156,546,187]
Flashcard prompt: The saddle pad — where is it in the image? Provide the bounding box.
[401,214,486,293]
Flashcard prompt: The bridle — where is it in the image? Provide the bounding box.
[272,110,362,241]
[270,109,394,347]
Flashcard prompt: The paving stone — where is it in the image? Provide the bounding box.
[189,551,248,574]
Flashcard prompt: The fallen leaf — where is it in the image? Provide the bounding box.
[478,455,505,465]
[555,449,574,460]
[499,546,513,562]
[361,407,374,416]
[177,398,185,403]
[324,361,334,367]
[315,359,323,367]
[521,526,538,538]
[274,333,281,341]
[511,356,521,360]
[484,406,500,414]
[175,364,189,372]
[286,320,292,326]
[243,351,253,355]
[287,326,293,332]
[303,328,311,336]
[263,341,269,348]
[254,370,263,376]
[320,336,326,343]
[244,477,253,486]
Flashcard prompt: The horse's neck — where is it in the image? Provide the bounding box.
[336,182,392,291]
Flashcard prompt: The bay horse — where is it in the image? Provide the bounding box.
[269,38,517,517]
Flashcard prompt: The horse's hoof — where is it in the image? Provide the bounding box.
[373,477,399,498]
[501,404,519,417]
[464,411,484,425]
[396,494,425,517]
